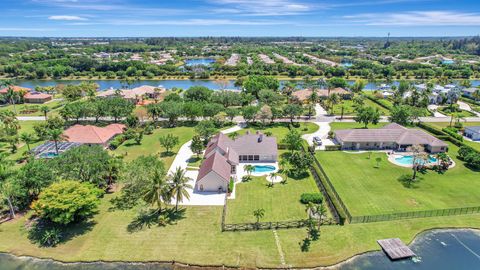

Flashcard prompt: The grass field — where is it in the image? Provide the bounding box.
[315,143,480,216]
[0,192,480,268]
[111,124,196,167]
[0,121,44,162]
[330,99,391,116]
[226,173,319,224]
[237,122,319,141]
[0,99,65,117]
[329,122,388,131]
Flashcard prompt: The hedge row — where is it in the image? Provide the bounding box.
[442,127,464,142]
[363,94,394,111]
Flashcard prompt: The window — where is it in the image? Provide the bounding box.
[254,155,259,161]
[248,155,254,161]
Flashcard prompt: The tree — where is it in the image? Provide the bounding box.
[48,129,66,155]
[408,145,427,181]
[243,76,280,98]
[143,168,170,213]
[258,105,272,125]
[183,102,203,122]
[389,105,412,126]
[354,106,380,128]
[195,120,218,143]
[228,131,239,140]
[40,105,50,120]
[282,128,302,153]
[159,134,179,154]
[190,135,204,157]
[326,93,340,115]
[253,208,265,223]
[375,157,382,168]
[269,172,277,187]
[184,86,212,102]
[225,108,239,122]
[287,151,313,177]
[0,179,18,219]
[243,164,254,178]
[19,132,35,152]
[283,104,303,123]
[159,101,183,127]
[351,79,366,93]
[168,167,192,211]
[31,180,103,225]
[242,106,259,124]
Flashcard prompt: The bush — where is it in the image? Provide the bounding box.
[442,127,463,141]
[228,178,234,193]
[458,146,480,169]
[325,145,341,151]
[300,193,323,204]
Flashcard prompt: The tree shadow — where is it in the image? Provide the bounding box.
[397,174,423,189]
[300,237,311,252]
[127,208,186,233]
[160,151,176,158]
[186,156,201,164]
[28,218,96,247]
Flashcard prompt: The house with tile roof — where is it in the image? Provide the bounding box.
[195,132,277,192]
[63,123,125,147]
[24,92,53,104]
[292,88,351,103]
[334,123,448,153]
[97,85,165,104]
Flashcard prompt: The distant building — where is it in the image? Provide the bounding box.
[24,92,53,104]
[465,126,480,141]
[463,88,479,99]
[63,123,125,147]
[292,88,351,102]
[196,132,278,192]
[334,123,448,153]
[97,85,165,104]
[0,85,31,95]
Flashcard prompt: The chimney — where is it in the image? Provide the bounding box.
[256,131,260,135]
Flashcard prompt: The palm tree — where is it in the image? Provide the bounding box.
[253,208,265,224]
[279,158,288,172]
[168,167,193,211]
[327,93,340,115]
[48,129,67,155]
[106,156,123,187]
[244,164,254,178]
[282,168,290,184]
[40,105,50,120]
[143,169,170,213]
[228,131,239,140]
[269,172,277,186]
[472,88,480,102]
[408,145,426,181]
[19,132,35,152]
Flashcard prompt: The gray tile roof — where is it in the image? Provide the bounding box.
[466,126,480,133]
[335,124,448,147]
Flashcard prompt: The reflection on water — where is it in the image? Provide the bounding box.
[0,230,479,270]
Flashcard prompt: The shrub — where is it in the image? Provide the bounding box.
[442,127,463,141]
[325,145,341,151]
[300,193,323,204]
[228,178,234,193]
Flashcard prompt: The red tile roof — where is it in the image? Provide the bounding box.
[64,124,125,144]
[0,85,31,94]
[24,92,52,100]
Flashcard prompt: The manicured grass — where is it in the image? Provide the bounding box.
[1,192,480,268]
[226,173,319,223]
[438,107,477,118]
[237,122,319,141]
[111,125,195,168]
[330,99,390,116]
[315,143,480,216]
[329,122,388,132]
[0,121,44,162]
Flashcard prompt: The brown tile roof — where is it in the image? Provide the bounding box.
[292,88,350,101]
[334,124,447,147]
[197,151,231,183]
[24,92,53,100]
[64,124,125,144]
[97,85,165,99]
[0,85,31,94]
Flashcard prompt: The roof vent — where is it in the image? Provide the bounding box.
[258,134,263,143]
[246,131,250,135]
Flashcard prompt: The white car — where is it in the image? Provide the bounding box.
[313,136,322,145]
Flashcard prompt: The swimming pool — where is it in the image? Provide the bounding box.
[253,165,276,173]
[38,152,59,159]
[185,58,216,66]
[395,155,437,165]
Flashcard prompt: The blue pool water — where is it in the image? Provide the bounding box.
[185,58,216,66]
[253,165,276,173]
[395,155,437,165]
[38,152,58,158]
[442,60,455,64]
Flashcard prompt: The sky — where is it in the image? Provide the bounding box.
[1,0,480,37]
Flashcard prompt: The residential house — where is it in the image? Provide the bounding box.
[465,126,480,141]
[334,123,448,153]
[63,123,125,148]
[196,132,278,192]
[97,85,165,104]
[24,92,53,104]
[292,88,351,103]
[463,88,479,99]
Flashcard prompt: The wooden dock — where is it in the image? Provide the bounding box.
[377,238,416,260]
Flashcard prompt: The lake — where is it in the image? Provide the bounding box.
[0,229,479,270]
[12,79,480,91]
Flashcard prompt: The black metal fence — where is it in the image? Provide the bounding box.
[350,206,480,223]
[222,218,337,232]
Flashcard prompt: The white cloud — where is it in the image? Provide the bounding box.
[0,27,56,31]
[48,15,88,21]
[105,18,287,26]
[344,11,480,26]
[209,0,312,16]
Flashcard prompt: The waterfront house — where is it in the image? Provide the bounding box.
[97,85,165,104]
[196,132,277,192]
[63,123,125,148]
[24,92,53,104]
[334,123,448,153]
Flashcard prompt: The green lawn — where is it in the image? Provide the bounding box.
[329,122,388,131]
[438,107,477,118]
[0,121,44,162]
[330,99,391,116]
[111,125,195,168]
[315,143,480,216]
[1,192,480,268]
[237,122,319,141]
[226,173,319,224]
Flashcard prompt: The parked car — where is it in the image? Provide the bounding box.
[313,136,322,145]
